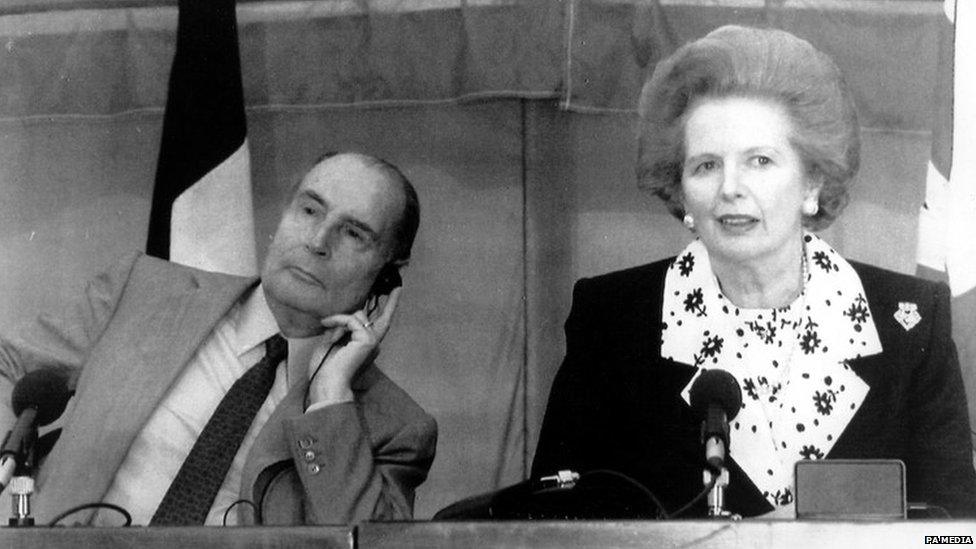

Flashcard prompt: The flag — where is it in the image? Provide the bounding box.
[917,0,976,430]
[145,0,257,276]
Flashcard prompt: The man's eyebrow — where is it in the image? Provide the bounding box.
[299,189,381,240]
[346,218,380,240]
[299,189,326,207]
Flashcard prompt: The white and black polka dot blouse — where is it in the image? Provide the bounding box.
[661,233,883,508]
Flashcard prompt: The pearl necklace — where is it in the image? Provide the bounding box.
[755,243,809,398]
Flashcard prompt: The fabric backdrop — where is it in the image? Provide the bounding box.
[0,0,951,518]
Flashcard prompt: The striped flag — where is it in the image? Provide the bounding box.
[917,0,976,429]
[145,0,257,276]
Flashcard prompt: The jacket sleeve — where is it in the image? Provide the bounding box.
[906,280,976,518]
[0,252,138,435]
[281,400,437,524]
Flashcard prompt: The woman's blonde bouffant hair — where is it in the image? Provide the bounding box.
[636,25,860,230]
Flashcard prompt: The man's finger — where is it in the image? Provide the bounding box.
[371,287,402,336]
[321,314,357,329]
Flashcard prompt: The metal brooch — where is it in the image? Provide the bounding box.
[894,302,921,331]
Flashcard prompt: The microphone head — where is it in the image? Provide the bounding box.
[689,369,743,421]
[11,370,72,426]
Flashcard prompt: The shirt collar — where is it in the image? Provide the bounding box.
[234,284,329,387]
[233,283,281,357]
[662,232,883,366]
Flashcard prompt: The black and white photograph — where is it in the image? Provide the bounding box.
[0,0,973,547]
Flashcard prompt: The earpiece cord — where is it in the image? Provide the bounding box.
[308,336,347,388]
[305,302,378,406]
[365,293,381,317]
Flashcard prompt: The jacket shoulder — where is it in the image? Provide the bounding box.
[571,258,674,313]
[129,251,252,286]
[849,260,949,305]
[581,257,675,286]
[848,260,950,347]
[120,251,255,300]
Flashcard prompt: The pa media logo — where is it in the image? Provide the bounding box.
[924,536,974,544]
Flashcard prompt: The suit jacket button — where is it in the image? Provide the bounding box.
[307,463,320,475]
[298,437,315,449]
[303,450,316,462]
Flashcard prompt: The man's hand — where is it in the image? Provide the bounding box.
[307,287,402,406]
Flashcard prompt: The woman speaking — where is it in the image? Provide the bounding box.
[532,26,976,518]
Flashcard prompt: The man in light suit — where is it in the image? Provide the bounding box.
[0,152,436,526]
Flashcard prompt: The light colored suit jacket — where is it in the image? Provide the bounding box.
[0,251,437,525]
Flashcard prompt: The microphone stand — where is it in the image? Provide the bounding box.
[701,407,737,519]
[704,465,731,517]
[2,372,74,527]
[1,418,38,527]
[8,476,35,526]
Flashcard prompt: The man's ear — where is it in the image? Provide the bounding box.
[389,257,409,271]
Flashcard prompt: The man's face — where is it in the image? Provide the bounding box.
[262,155,404,324]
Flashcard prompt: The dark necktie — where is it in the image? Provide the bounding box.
[151,334,288,525]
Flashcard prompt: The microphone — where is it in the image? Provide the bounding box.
[689,369,743,471]
[0,370,72,492]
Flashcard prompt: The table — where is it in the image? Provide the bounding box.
[0,525,352,549]
[359,520,976,549]
[1,520,974,548]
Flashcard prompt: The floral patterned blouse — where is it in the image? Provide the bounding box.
[661,233,883,509]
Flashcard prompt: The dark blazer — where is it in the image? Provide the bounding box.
[532,257,976,518]
[0,251,436,525]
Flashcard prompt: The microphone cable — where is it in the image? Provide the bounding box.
[223,498,259,525]
[578,468,716,519]
[46,502,132,527]
[667,473,717,518]
[579,469,669,519]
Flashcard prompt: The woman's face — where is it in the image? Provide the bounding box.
[680,96,817,267]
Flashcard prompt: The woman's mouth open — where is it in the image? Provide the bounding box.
[716,214,759,231]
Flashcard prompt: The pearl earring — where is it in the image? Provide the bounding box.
[803,199,819,216]
[682,213,695,230]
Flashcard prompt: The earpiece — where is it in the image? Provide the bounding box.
[370,263,402,298]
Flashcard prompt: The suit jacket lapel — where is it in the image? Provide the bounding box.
[35,265,257,523]
[623,261,698,414]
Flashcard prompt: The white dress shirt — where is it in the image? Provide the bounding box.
[94,284,323,526]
